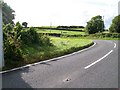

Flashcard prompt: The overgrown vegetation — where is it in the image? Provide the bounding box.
[3,23,23,68]
[3,22,52,69]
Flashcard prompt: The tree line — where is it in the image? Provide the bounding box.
[85,15,120,34]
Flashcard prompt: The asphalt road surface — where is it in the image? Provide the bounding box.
[2,40,119,88]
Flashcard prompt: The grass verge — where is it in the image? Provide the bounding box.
[22,37,93,64]
[3,37,93,71]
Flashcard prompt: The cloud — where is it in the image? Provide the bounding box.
[4,0,119,28]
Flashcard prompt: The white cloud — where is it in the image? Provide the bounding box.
[3,0,119,28]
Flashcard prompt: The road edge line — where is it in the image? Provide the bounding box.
[114,43,117,48]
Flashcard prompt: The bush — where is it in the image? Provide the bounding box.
[4,43,24,68]
[3,22,53,69]
[21,27,52,46]
[21,27,40,45]
[3,23,24,68]
[39,35,52,46]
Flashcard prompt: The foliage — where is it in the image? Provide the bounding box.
[22,22,28,28]
[21,27,52,46]
[3,22,24,68]
[85,15,105,34]
[86,33,120,39]
[109,15,120,33]
[2,2,15,24]
[21,27,40,45]
[3,22,53,69]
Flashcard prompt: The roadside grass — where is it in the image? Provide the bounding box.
[2,37,93,71]
[21,37,93,64]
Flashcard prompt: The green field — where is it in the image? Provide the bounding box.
[39,26,58,28]
[36,29,85,35]
[39,26,84,30]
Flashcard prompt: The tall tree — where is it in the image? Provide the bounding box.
[85,15,105,34]
[2,2,15,24]
[109,15,120,33]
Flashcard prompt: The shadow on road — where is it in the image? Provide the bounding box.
[2,67,32,88]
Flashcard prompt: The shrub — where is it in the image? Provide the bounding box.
[21,27,40,45]
[3,23,24,68]
[40,35,52,46]
[21,27,52,46]
[3,22,53,69]
[4,43,24,68]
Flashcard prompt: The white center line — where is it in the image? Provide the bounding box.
[84,50,113,69]
[114,43,117,48]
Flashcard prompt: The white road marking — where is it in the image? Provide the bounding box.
[84,50,113,69]
[114,43,117,48]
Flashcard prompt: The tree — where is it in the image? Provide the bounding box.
[109,15,120,33]
[22,22,28,28]
[85,15,105,34]
[2,2,15,24]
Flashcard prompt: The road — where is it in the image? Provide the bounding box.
[2,40,119,88]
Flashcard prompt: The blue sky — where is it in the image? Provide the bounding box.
[4,0,119,28]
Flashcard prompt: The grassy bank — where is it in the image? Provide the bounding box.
[3,37,93,70]
[22,37,93,64]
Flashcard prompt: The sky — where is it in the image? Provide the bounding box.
[3,0,119,28]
